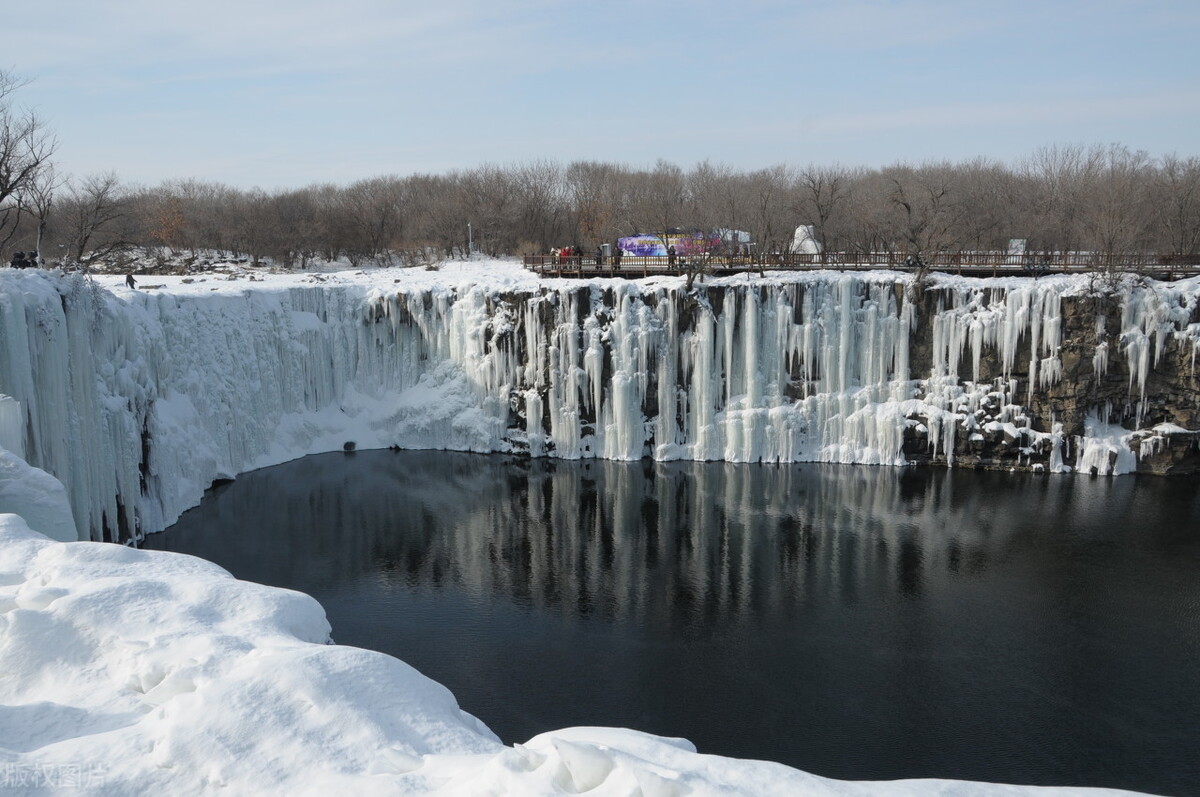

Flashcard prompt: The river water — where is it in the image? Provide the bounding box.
[144,451,1200,795]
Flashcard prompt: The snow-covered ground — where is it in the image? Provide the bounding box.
[0,467,1145,794]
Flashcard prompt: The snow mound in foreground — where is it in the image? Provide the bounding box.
[0,458,1144,794]
[0,513,503,794]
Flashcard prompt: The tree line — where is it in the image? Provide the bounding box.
[3,73,1199,271]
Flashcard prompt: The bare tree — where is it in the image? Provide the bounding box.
[1077,144,1154,268]
[638,160,711,286]
[1153,154,1200,257]
[566,160,621,251]
[884,163,962,266]
[146,193,187,253]
[1019,143,1094,259]
[0,71,56,252]
[23,163,60,260]
[945,157,1017,254]
[636,160,686,244]
[459,165,520,257]
[336,176,409,264]
[58,172,129,266]
[744,165,794,270]
[409,173,471,258]
[270,187,321,268]
[831,170,876,257]
[795,164,854,261]
[685,160,736,235]
[154,178,238,255]
[515,160,566,252]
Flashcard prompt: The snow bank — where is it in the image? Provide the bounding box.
[0,465,1144,794]
[0,512,503,795]
[0,446,77,542]
[2,264,1198,542]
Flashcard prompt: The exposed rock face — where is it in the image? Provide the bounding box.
[890,278,1200,474]
[475,273,1200,477]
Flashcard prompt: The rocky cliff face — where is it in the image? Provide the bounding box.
[483,273,1200,476]
[896,278,1200,474]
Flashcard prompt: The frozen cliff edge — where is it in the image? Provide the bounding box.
[0,463,1147,795]
[2,262,1200,542]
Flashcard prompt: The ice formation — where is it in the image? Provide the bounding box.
[0,394,23,457]
[2,263,1199,542]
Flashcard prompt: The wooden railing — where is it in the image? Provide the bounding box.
[523,251,1200,279]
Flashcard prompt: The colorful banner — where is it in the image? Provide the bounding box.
[616,231,727,257]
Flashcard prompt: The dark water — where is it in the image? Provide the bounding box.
[145,451,1200,796]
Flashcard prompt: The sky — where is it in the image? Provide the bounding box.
[7,0,1200,190]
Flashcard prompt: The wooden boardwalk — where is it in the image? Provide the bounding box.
[524,252,1200,281]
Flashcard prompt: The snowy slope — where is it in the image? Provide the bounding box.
[3,263,1199,541]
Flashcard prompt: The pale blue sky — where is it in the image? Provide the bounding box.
[9,0,1199,189]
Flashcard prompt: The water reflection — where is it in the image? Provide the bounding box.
[158,454,1191,623]
[147,452,1200,796]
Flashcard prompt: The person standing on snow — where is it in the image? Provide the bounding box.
[125,273,137,289]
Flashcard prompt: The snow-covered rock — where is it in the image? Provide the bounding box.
[0,446,77,542]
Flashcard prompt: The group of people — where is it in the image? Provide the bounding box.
[596,245,623,268]
[548,244,626,268]
[6,250,139,289]
[542,244,700,270]
[549,245,582,263]
[8,250,40,269]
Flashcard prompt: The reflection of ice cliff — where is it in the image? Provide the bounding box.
[2,263,1200,542]
[162,451,1174,628]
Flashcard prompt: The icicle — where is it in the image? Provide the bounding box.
[0,395,23,458]
[1074,413,1138,476]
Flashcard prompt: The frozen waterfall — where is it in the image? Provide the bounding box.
[2,265,1198,542]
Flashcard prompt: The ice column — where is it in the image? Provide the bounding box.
[0,395,22,457]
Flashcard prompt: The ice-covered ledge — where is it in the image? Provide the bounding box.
[0,462,1145,795]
